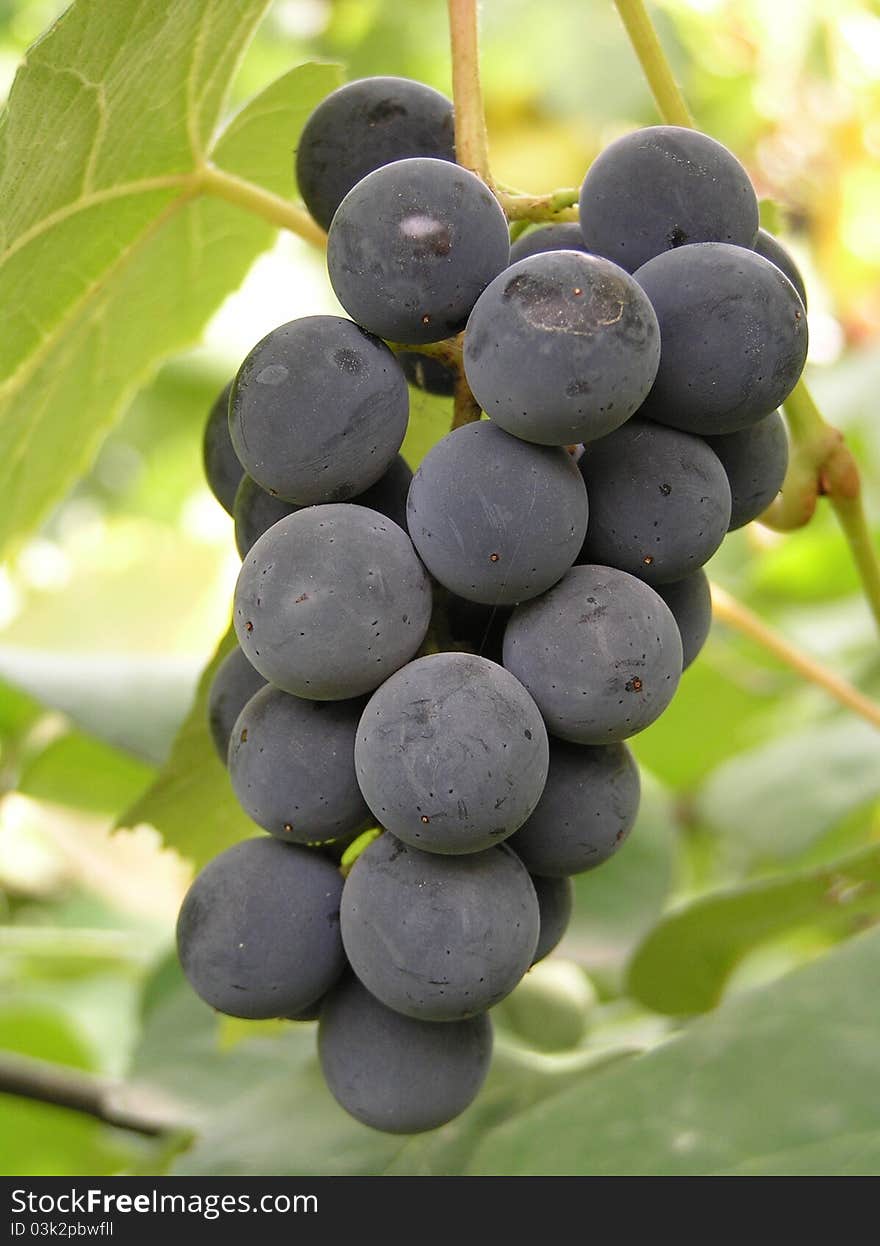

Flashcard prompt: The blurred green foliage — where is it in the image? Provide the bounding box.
[0,0,879,1176]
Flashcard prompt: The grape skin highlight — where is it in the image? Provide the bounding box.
[341,834,539,1021]
[407,421,589,606]
[398,351,457,396]
[327,157,511,345]
[354,652,549,855]
[296,77,455,231]
[234,505,432,700]
[463,251,660,446]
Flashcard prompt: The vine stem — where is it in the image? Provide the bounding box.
[762,381,880,631]
[445,0,491,426]
[500,186,581,223]
[613,0,695,127]
[340,827,383,875]
[0,1051,187,1137]
[761,381,829,530]
[386,336,463,369]
[710,584,880,730]
[613,0,880,636]
[198,164,327,248]
[829,492,880,632]
[448,0,494,187]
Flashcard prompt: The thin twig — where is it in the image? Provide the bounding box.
[0,1051,189,1137]
[828,491,880,634]
[710,584,880,730]
[500,186,581,222]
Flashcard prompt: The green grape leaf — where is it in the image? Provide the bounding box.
[117,626,257,867]
[17,730,155,816]
[468,926,880,1175]
[696,718,880,866]
[0,0,341,555]
[627,843,880,1016]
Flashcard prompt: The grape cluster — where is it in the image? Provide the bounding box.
[185,77,807,1135]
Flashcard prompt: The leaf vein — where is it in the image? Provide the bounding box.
[1,187,199,481]
[0,174,192,266]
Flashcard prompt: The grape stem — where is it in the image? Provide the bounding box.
[499,185,581,223]
[198,164,327,247]
[390,340,481,427]
[447,0,581,223]
[444,1,581,423]
[612,0,694,127]
[448,0,494,188]
[445,0,493,427]
[386,337,463,369]
[387,336,476,428]
[613,0,880,635]
[340,827,384,876]
[710,585,880,729]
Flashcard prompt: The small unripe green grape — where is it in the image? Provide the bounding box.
[494,960,597,1053]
